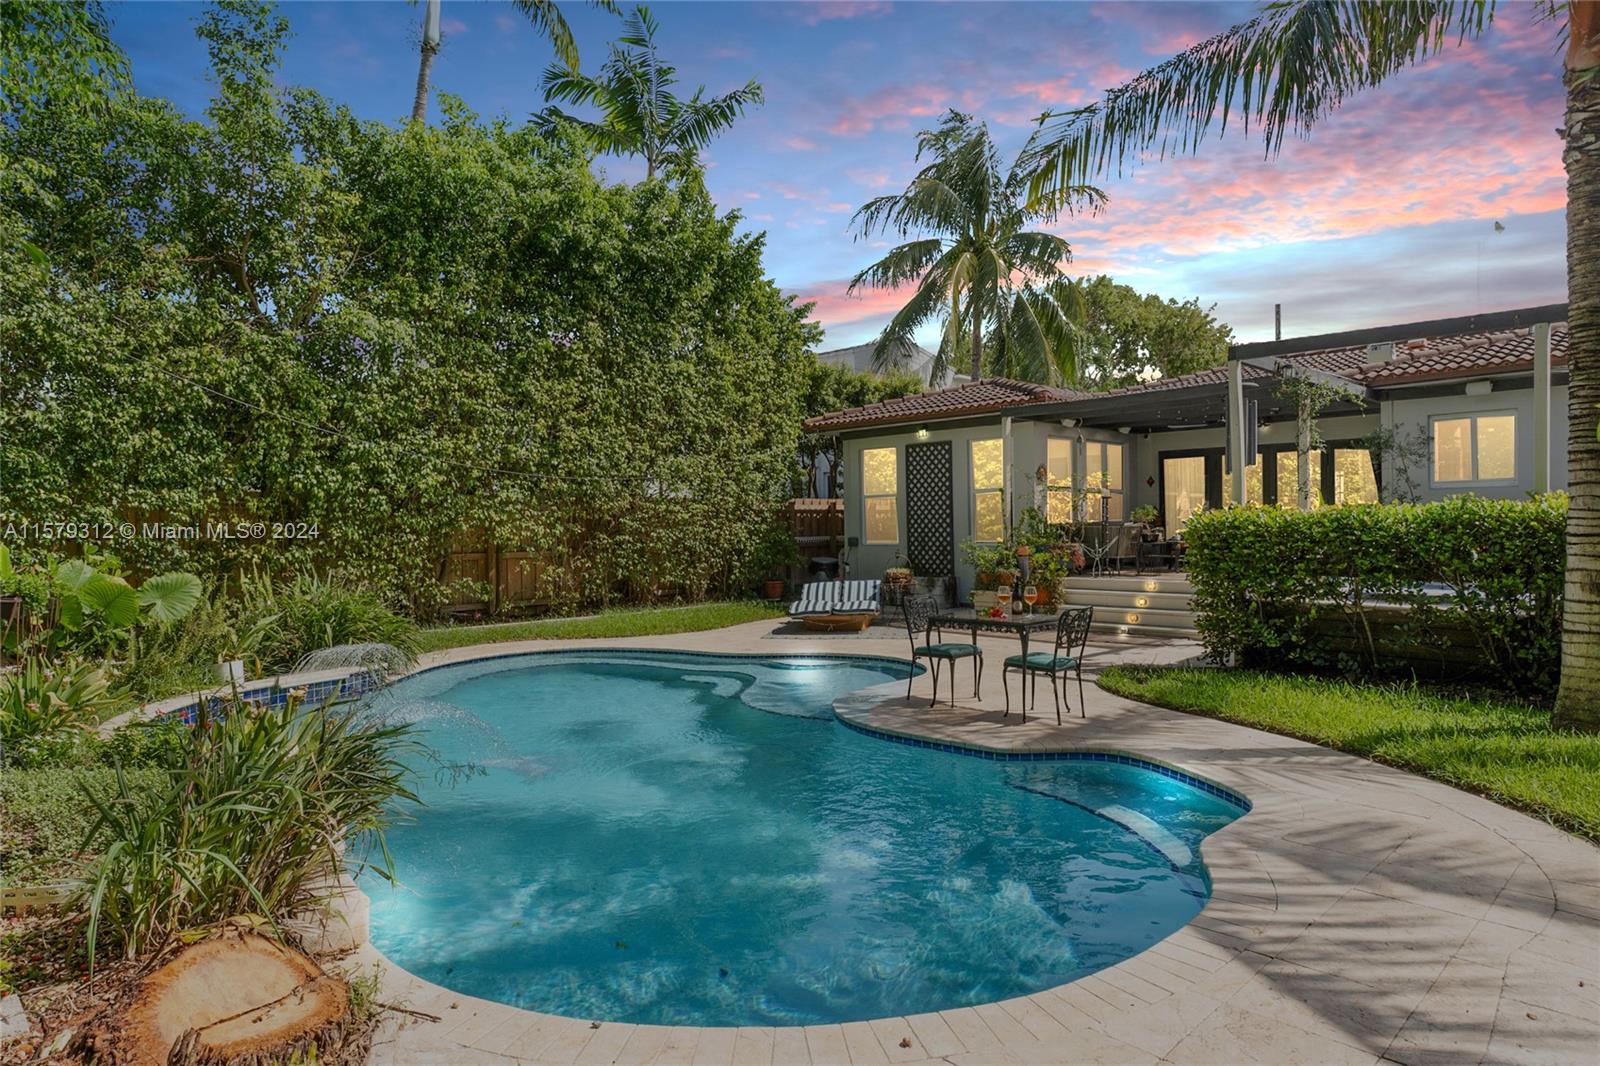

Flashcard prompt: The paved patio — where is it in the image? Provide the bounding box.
[362,618,1600,1065]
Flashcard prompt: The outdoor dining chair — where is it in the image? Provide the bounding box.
[1001,605,1093,724]
[900,595,982,708]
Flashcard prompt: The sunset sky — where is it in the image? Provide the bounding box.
[107,0,1571,347]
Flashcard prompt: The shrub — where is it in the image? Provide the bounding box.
[0,766,166,885]
[0,657,121,767]
[1183,495,1566,695]
[78,693,423,968]
[235,573,420,674]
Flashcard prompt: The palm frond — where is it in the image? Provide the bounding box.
[847,238,947,293]
[513,0,581,70]
[1019,0,1494,203]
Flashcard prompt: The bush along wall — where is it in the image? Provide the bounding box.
[1182,495,1566,696]
[0,5,817,617]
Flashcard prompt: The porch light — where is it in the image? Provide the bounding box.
[916,424,930,440]
[1118,426,1132,434]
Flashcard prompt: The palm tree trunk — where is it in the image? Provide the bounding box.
[411,42,437,123]
[1553,9,1600,729]
[970,300,983,380]
[410,0,441,124]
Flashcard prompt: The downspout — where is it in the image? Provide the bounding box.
[1002,415,1013,537]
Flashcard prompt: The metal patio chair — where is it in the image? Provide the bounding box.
[900,595,981,708]
[1001,606,1093,724]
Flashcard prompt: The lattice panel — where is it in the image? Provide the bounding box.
[905,441,954,576]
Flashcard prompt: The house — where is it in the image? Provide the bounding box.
[804,304,1570,598]
[814,339,962,388]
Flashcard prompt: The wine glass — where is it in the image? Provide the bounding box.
[1022,584,1038,615]
[995,585,1012,614]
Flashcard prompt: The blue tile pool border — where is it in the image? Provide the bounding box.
[834,714,1252,813]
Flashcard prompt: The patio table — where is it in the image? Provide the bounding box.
[930,607,1069,671]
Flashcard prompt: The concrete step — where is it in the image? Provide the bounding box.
[1062,587,1192,612]
[1063,573,1192,595]
[1089,620,1200,640]
[1074,605,1195,632]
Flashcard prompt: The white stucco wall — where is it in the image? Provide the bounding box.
[1382,384,1569,501]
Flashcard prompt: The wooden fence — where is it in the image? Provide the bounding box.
[785,498,844,556]
[438,499,844,614]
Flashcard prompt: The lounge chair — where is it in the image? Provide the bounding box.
[788,578,881,632]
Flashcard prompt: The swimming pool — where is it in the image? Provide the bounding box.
[364,651,1246,1027]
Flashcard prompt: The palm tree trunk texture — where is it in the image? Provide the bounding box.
[411,40,437,123]
[1554,8,1600,728]
[971,304,983,380]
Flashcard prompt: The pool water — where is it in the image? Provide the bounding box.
[364,651,1245,1027]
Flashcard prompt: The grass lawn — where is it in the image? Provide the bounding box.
[1099,666,1600,841]
[415,600,788,653]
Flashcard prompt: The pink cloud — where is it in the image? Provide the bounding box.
[846,167,896,189]
[494,13,516,33]
[441,16,468,35]
[785,135,820,151]
[827,82,975,137]
[786,2,894,27]
[792,278,915,327]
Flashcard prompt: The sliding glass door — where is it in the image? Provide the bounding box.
[1162,455,1210,530]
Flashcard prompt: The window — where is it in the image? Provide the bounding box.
[1275,448,1323,508]
[862,446,899,543]
[1083,442,1124,521]
[1433,413,1516,484]
[970,439,1005,542]
[1332,448,1379,503]
[1163,455,1208,529]
[1045,438,1073,523]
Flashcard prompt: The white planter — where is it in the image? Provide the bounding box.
[213,659,246,685]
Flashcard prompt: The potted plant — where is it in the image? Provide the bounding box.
[881,556,916,605]
[1129,505,1163,540]
[751,524,801,600]
[960,540,1015,610]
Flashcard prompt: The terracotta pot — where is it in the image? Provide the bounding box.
[763,579,786,600]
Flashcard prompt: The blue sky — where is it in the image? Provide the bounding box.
[105,0,1570,347]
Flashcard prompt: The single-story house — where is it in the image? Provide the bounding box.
[804,304,1570,597]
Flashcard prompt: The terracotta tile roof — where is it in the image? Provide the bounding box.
[803,378,1083,432]
[1100,322,1568,398]
[1348,324,1569,386]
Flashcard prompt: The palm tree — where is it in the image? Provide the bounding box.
[849,110,1105,385]
[410,0,617,124]
[536,5,764,179]
[1017,1,1599,727]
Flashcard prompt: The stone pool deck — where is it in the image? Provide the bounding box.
[361,620,1600,1065]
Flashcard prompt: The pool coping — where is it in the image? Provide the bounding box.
[351,624,1599,1066]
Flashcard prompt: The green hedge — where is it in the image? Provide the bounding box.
[1183,495,1566,695]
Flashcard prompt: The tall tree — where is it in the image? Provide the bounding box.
[1019,0,1599,728]
[1074,275,1233,390]
[848,110,1105,385]
[411,0,615,124]
[536,4,763,179]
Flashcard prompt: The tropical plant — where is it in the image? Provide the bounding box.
[78,691,423,969]
[235,572,421,673]
[410,0,619,123]
[536,4,763,179]
[1015,0,1598,726]
[848,110,1105,385]
[1129,504,1162,527]
[0,657,119,767]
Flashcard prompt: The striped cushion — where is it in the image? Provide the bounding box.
[789,579,881,616]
